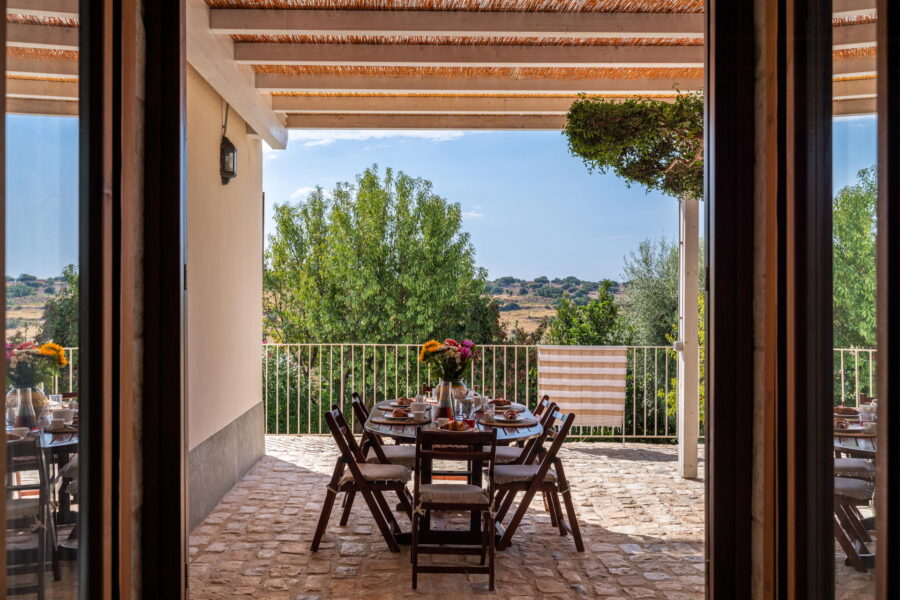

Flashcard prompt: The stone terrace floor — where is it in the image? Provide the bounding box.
[187,436,874,600]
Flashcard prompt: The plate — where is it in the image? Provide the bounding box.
[389,401,414,408]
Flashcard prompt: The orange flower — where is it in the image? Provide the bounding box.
[418,340,442,362]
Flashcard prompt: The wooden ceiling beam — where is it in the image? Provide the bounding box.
[285,113,568,129]
[256,72,703,94]
[186,0,288,148]
[832,98,876,116]
[272,94,674,114]
[7,22,79,50]
[235,43,705,68]
[7,0,79,19]
[833,77,876,100]
[7,56,79,77]
[6,77,78,100]
[832,22,877,50]
[832,0,877,20]
[6,97,77,116]
[211,9,704,39]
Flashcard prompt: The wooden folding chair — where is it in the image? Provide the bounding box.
[493,410,584,551]
[310,407,413,553]
[350,393,416,467]
[412,428,498,591]
[491,398,558,465]
[833,477,875,572]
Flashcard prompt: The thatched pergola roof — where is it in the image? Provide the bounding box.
[6,0,877,147]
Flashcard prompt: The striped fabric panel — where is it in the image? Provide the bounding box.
[538,345,628,428]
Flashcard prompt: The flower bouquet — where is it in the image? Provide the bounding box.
[6,342,69,427]
[419,339,478,417]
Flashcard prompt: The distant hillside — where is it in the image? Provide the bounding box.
[5,274,66,339]
[486,276,622,334]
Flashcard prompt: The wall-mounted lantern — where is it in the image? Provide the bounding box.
[220,103,237,185]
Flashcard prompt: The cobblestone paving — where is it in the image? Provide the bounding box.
[187,436,873,600]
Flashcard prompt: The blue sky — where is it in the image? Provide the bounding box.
[5,113,878,280]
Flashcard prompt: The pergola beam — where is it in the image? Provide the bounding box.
[235,43,705,68]
[6,97,77,116]
[186,0,288,149]
[833,55,877,77]
[256,73,703,94]
[832,22,877,50]
[6,77,78,100]
[833,77,876,100]
[272,94,672,114]
[7,0,79,19]
[7,22,79,51]
[833,98,876,116]
[285,113,567,129]
[832,0,877,20]
[211,9,704,39]
[7,56,79,77]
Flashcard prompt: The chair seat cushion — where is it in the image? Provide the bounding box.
[834,476,874,501]
[340,463,411,486]
[6,498,40,523]
[483,445,523,464]
[835,457,875,478]
[494,465,557,485]
[366,445,416,468]
[419,484,488,505]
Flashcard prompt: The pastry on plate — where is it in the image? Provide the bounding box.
[441,420,469,431]
[834,405,859,416]
[395,397,413,406]
[391,408,409,418]
[503,410,518,421]
[493,398,511,407]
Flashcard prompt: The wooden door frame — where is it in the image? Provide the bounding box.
[140,0,188,599]
[707,0,834,597]
[876,0,900,595]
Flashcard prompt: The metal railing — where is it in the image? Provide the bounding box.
[834,348,877,405]
[262,343,685,440]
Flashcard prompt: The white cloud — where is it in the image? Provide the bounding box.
[289,186,316,199]
[462,205,485,220]
[288,129,468,148]
[265,152,280,160]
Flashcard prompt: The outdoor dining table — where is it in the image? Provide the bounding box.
[363,400,544,546]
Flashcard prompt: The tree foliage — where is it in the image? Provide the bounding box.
[264,166,501,344]
[565,93,704,200]
[37,264,79,347]
[620,238,679,345]
[544,281,631,345]
[833,166,877,348]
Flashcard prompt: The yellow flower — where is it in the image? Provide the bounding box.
[39,343,68,367]
[418,340,442,362]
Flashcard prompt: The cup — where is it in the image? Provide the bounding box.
[10,426,29,439]
[53,408,75,424]
[412,410,427,422]
[411,400,428,413]
[50,419,65,430]
[482,409,495,423]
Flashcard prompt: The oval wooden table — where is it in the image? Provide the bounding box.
[363,401,543,547]
[364,401,544,444]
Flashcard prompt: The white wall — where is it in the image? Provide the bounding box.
[186,65,263,451]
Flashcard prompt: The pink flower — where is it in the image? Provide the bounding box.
[459,346,472,360]
[461,339,475,348]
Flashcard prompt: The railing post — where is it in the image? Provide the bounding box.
[677,194,700,478]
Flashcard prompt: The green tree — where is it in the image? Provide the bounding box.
[264,166,500,344]
[620,237,679,345]
[565,93,704,200]
[544,282,631,345]
[833,166,876,348]
[37,264,79,346]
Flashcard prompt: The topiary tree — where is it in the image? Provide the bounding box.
[564,93,704,200]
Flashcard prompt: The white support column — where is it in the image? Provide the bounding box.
[677,194,700,478]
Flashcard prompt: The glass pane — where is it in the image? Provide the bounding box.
[5,6,81,598]
[832,1,877,595]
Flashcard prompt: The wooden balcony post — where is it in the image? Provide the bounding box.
[677,193,700,478]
